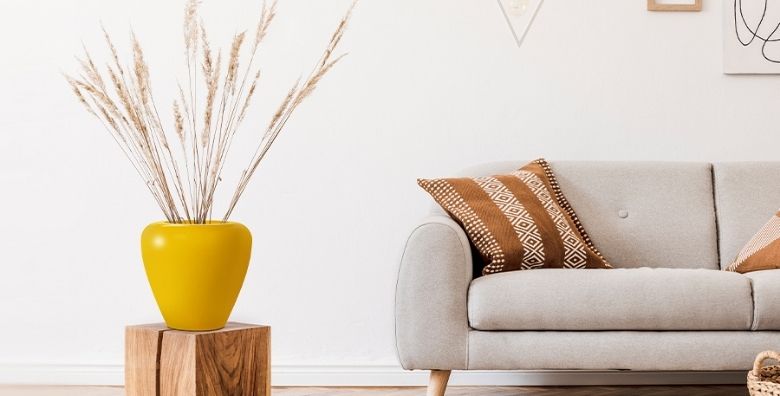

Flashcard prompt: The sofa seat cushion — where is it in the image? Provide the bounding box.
[745,270,780,330]
[467,268,753,331]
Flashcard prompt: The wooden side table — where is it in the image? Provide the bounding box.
[125,323,270,396]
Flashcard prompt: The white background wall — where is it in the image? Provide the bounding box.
[1,0,780,385]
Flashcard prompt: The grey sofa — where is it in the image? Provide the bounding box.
[395,161,780,395]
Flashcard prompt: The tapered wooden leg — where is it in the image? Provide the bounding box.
[427,370,451,396]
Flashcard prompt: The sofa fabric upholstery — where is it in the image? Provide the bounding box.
[468,268,753,331]
[453,161,719,269]
[468,331,780,371]
[714,162,780,269]
[745,270,780,331]
[398,161,780,372]
[395,216,471,370]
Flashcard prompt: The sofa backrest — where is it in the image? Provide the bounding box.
[449,161,720,270]
[714,162,780,269]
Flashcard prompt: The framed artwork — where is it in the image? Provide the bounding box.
[647,0,702,12]
[724,0,780,74]
[498,0,544,48]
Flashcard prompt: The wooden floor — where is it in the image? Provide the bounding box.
[275,386,748,395]
[0,386,749,395]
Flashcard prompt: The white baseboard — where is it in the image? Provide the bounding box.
[0,364,747,386]
[0,365,123,386]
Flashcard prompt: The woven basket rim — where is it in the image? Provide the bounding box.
[748,366,780,391]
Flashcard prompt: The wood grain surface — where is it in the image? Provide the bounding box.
[125,324,166,396]
[125,323,270,396]
[426,370,451,396]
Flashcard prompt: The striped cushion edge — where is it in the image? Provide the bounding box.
[727,211,780,273]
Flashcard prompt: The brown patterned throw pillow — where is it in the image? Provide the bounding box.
[418,159,611,275]
[727,211,780,273]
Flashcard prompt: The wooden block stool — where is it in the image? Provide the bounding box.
[125,323,270,396]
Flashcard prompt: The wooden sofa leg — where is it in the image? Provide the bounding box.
[427,370,451,396]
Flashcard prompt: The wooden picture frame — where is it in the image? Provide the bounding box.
[647,0,702,12]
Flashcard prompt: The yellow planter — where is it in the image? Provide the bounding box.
[141,221,252,331]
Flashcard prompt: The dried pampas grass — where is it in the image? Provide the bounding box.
[66,0,355,223]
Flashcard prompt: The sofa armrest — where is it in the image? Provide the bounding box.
[395,216,473,370]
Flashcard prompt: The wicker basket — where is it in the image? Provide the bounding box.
[749,351,780,396]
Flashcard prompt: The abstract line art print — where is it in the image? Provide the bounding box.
[724,0,780,74]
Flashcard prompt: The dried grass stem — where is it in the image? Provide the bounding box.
[67,0,354,223]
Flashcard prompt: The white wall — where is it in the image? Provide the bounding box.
[1,0,780,385]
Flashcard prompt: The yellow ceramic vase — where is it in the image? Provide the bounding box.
[141,221,252,331]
